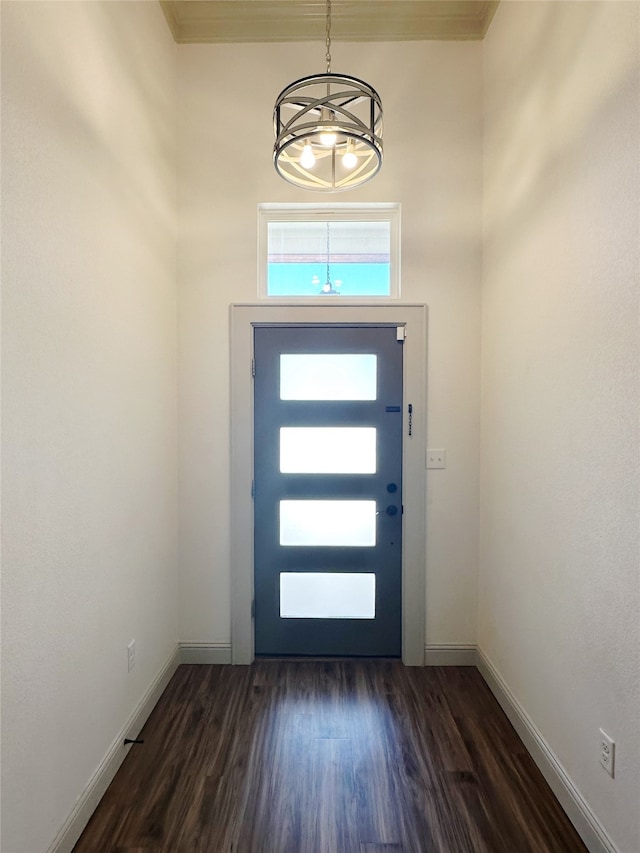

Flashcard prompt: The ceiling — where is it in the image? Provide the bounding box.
[160,1,500,43]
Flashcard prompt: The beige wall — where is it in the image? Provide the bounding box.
[1,3,178,851]
[177,39,483,649]
[480,2,640,851]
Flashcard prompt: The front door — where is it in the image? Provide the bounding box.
[253,325,404,656]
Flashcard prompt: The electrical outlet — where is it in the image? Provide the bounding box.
[127,639,136,673]
[426,449,446,469]
[599,728,615,777]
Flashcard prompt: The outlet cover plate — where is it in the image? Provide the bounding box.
[599,728,615,777]
[427,449,446,469]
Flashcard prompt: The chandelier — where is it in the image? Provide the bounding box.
[273,0,383,192]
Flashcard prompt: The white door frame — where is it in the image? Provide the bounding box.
[229,303,427,665]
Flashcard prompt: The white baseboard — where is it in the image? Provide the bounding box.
[476,648,617,853]
[47,646,181,853]
[184,645,472,666]
[179,642,232,664]
[424,644,477,666]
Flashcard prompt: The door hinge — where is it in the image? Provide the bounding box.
[251,599,256,619]
[408,403,413,436]
[251,479,255,499]
[251,358,256,378]
[396,326,406,342]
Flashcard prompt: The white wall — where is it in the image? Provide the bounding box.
[1,3,178,851]
[177,40,483,649]
[480,3,640,851]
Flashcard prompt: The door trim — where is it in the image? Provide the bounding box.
[230,303,427,665]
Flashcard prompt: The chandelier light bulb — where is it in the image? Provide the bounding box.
[319,130,337,147]
[342,140,358,170]
[300,142,316,169]
[319,108,337,147]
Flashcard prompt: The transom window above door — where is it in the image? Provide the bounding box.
[258,203,400,299]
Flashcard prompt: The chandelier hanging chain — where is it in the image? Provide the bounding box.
[325,0,332,73]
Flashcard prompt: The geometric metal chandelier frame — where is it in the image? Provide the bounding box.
[273,73,383,191]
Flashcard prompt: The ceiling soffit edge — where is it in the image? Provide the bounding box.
[160,1,500,44]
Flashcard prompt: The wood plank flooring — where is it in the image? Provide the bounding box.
[73,661,587,853]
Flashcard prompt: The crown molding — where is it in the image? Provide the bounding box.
[160,1,500,44]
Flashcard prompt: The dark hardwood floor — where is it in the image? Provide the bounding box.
[73,661,587,852]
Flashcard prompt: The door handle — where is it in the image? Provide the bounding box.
[377,505,399,517]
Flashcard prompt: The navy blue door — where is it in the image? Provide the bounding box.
[253,325,403,656]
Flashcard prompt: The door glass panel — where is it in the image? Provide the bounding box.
[280,427,376,474]
[280,572,376,619]
[280,354,377,400]
[280,500,376,546]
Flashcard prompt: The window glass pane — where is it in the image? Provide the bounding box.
[280,354,377,400]
[267,220,390,297]
[280,427,376,474]
[280,572,376,619]
[280,500,376,546]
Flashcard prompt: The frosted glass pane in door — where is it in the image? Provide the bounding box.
[280,354,377,400]
[280,427,376,473]
[280,500,376,546]
[280,572,376,619]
